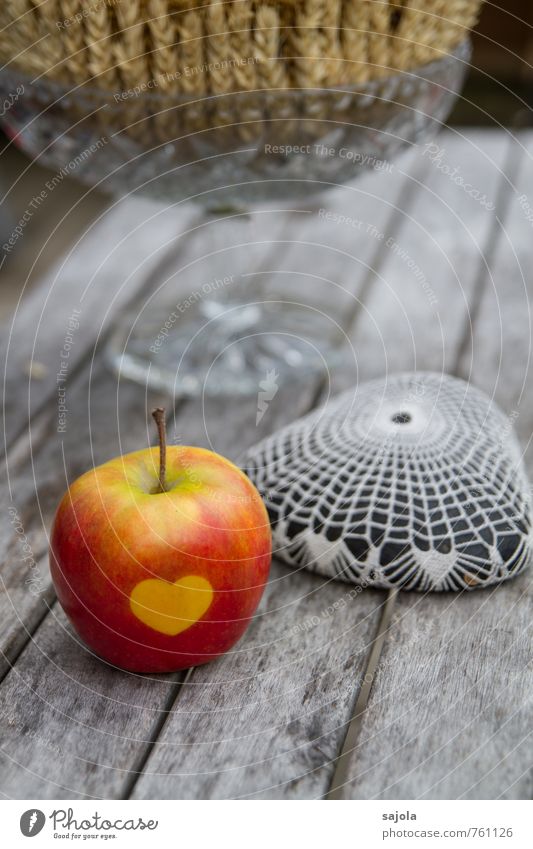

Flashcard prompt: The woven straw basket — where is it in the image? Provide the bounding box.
[1,1,482,93]
[0,0,482,171]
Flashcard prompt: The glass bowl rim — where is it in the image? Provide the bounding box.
[2,39,470,110]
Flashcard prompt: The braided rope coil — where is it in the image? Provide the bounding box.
[1,0,482,93]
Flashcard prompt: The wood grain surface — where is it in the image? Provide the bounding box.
[0,130,531,800]
[327,130,533,800]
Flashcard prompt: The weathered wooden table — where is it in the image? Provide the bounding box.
[1,128,532,800]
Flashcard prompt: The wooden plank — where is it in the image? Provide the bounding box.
[0,204,298,681]
[128,362,383,798]
[130,565,384,800]
[254,152,426,349]
[333,571,533,800]
[1,130,515,801]
[458,136,533,436]
[0,185,390,797]
[348,129,514,379]
[0,351,180,798]
[0,156,109,323]
[130,367,385,801]
[1,196,200,451]
[329,131,533,800]
[0,146,427,799]
[0,202,296,744]
[0,373,349,799]
[0,609,184,800]
[0,205,211,679]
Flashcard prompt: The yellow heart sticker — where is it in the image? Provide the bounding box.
[130,575,213,636]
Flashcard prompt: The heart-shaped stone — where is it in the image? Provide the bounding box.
[243,373,533,592]
[130,575,213,636]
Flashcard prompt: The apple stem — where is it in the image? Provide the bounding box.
[152,407,167,493]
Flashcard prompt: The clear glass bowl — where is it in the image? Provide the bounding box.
[0,42,469,205]
[0,42,470,397]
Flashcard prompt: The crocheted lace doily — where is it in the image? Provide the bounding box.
[243,373,532,592]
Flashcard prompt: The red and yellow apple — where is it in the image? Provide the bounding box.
[49,410,271,673]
